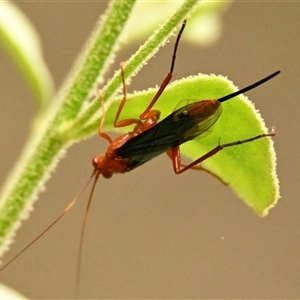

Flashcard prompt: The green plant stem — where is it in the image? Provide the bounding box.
[0,0,199,257]
[0,0,138,256]
[70,0,200,140]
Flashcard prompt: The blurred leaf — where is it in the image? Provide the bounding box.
[0,2,54,108]
[126,0,232,46]
[0,284,28,300]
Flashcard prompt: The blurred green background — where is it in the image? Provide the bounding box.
[0,2,298,299]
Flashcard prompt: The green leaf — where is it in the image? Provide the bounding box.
[0,2,54,108]
[98,74,279,216]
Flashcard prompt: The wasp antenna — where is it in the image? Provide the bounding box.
[0,170,97,273]
[218,70,280,103]
[170,19,187,74]
[75,171,100,298]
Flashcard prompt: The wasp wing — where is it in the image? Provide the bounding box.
[116,100,222,170]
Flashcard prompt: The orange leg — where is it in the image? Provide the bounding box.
[113,62,144,128]
[168,127,277,183]
[98,20,187,142]
[97,89,113,144]
[166,149,228,185]
[97,61,161,146]
[97,63,145,145]
[140,20,186,120]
